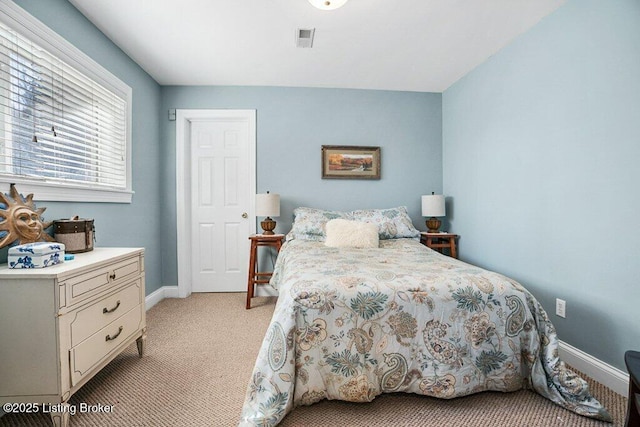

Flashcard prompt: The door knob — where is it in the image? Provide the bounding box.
[242,212,248,218]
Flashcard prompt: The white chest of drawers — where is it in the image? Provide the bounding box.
[0,248,146,427]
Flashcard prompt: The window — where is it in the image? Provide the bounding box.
[0,2,132,203]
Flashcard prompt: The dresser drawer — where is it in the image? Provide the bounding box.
[62,255,142,307]
[69,280,142,347]
[69,304,143,387]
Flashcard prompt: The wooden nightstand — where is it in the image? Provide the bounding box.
[420,232,458,258]
[246,234,284,309]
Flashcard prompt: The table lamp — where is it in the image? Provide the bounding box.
[421,192,445,233]
[255,191,280,235]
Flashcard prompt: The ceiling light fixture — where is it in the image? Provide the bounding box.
[308,0,349,11]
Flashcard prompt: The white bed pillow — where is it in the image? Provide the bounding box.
[324,219,379,249]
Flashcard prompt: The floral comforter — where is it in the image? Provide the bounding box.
[239,238,611,426]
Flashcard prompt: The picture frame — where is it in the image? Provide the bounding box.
[321,145,381,179]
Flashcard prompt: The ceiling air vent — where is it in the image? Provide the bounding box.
[296,28,315,48]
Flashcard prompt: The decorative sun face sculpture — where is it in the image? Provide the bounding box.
[0,184,54,248]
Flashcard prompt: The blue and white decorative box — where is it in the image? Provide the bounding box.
[8,242,66,269]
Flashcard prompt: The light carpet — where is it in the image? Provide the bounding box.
[0,293,627,426]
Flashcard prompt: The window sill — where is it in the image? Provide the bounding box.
[0,179,133,204]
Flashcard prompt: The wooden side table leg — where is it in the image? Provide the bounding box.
[246,240,257,309]
[626,378,640,426]
[449,237,457,259]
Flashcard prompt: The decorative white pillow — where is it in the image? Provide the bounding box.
[324,219,379,249]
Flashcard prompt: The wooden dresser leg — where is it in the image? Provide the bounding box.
[136,327,147,357]
[49,403,71,427]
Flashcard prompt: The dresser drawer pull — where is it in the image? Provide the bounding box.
[102,300,121,314]
[109,273,117,280]
[105,326,124,342]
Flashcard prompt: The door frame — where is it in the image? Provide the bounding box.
[176,109,256,298]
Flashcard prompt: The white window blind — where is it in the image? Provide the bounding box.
[0,2,132,202]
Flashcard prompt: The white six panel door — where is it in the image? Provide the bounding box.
[190,117,252,292]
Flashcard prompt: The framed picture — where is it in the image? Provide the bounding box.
[321,145,381,179]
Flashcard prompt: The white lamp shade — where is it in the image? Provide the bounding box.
[421,194,445,217]
[256,193,280,217]
[308,0,349,10]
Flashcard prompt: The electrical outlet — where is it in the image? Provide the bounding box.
[555,298,566,318]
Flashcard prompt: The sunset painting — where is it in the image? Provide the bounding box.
[321,146,381,179]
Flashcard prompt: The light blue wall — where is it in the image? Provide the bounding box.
[443,0,640,370]
[6,0,634,373]
[160,87,442,286]
[7,0,164,293]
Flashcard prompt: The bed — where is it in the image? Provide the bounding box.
[239,207,611,426]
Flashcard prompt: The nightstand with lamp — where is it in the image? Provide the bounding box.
[247,191,284,308]
[420,192,458,258]
[255,191,280,235]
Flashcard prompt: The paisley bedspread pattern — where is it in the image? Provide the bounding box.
[239,239,611,426]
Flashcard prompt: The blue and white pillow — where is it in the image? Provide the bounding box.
[287,207,349,241]
[350,206,420,240]
[288,206,419,241]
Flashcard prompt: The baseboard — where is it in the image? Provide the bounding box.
[559,340,628,397]
[145,285,179,311]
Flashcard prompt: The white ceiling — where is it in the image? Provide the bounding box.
[68,0,567,93]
